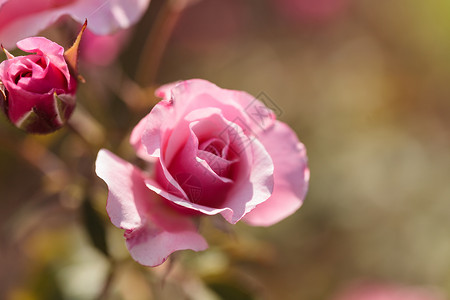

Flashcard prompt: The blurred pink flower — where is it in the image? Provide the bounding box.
[95,79,309,266]
[332,282,447,300]
[0,37,77,133]
[0,0,150,48]
[80,28,130,66]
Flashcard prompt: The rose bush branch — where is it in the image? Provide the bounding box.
[135,0,191,87]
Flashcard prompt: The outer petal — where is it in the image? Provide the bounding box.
[95,149,150,229]
[141,100,174,158]
[68,0,150,35]
[5,88,54,125]
[155,81,181,100]
[125,222,208,267]
[243,121,309,226]
[95,149,208,266]
[130,112,154,161]
[17,37,65,59]
[0,0,150,48]
[155,80,255,132]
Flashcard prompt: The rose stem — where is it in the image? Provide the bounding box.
[135,0,191,87]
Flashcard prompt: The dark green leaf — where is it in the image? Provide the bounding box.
[82,197,109,257]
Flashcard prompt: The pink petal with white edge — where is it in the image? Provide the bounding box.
[243,121,309,226]
[95,149,208,266]
[0,0,150,48]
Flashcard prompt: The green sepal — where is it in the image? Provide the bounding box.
[82,197,109,257]
[54,92,75,124]
[64,20,87,76]
[15,108,53,133]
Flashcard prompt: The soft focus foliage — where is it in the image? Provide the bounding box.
[1,0,450,299]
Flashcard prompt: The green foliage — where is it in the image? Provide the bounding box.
[82,197,109,257]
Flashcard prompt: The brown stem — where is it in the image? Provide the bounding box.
[97,261,116,300]
[66,104,105,153]
[135,0,190,87]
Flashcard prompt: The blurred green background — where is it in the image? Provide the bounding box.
[1,0,450,299]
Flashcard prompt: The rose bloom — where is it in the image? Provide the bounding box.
[332,282,447,300]
[96,79,309,266]
[0,37,77,133]
[0,0,150,48]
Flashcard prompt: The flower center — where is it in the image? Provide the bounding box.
[14,71,32,84]
[197,137,236,178]
[199,138,226,157]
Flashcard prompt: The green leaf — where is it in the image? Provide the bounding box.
[82,197,109,257]
[207,281,255,300]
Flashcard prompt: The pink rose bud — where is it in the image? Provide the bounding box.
[0,22,86,134]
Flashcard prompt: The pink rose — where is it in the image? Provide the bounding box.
[95,79,309,266]
[0,0,150,48]
[80,28,131,67]
[0,37,77,133]
[332,282,447,300]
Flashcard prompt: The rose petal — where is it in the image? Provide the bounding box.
[155,81,181,100]
[223,132,274,223]
[243,121,309,226]
[0,0,150,48]
[156,79,256,133]
[125,222,208,267]
[130,112,155,161]
[95,149,208,266]
[5,88,54,124]
[141,100,174,158]
[95,149,149,229]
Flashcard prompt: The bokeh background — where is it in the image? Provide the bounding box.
[1,0,450,299]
